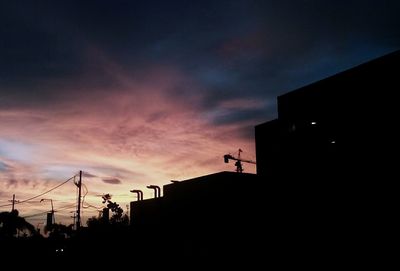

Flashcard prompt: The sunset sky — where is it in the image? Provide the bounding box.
[1,0,400,228]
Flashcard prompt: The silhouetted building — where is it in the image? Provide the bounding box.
[256,49,400,181]
[130,172,264,263]
[130,197,163,229]
[253,50,400,264]
[131,172,262,226]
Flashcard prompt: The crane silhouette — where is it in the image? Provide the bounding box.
[224,149,256,173]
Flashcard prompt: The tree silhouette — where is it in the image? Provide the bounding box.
[0,210,37,238]
[46,223,74,239]
[107,201,123,223]
[86,194,129,231]
[101,194,127,224]
[87,215,103,229]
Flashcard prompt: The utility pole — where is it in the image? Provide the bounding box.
[9,194,19,212]
[11,194,15,212]
[70,211,76,230]
[76,170,82,231]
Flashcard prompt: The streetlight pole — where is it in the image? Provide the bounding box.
[41,198,55,224]
[50,199,54,224]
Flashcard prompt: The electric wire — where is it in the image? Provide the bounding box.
[22,203,77,218]
[0,174,77,208]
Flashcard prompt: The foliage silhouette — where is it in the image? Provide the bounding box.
[0,210,37,239]
[101,193,129,225]
[46,223,74,239]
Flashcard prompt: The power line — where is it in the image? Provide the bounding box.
[0,174,77,208]
[22,203,76,219]
[22,211,49,219]
[82,203,102,210]
[53,203,77,212]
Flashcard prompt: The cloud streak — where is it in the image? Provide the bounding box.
[102,178,122,185]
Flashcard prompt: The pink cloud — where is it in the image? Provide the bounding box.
[0,49,257,225]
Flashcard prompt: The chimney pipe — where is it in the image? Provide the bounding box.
[130,189,143,201]
[147,185,161,198]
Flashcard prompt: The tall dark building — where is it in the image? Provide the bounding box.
[256,50,400,181]
[253,51,400,265]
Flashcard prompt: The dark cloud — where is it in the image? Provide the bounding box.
[1,0,400,122]
[6,179,18,189]
[0,1,84,85]
[102,178,122,185]
[91,166,145,180]
[82,172,97,178]
[212,108,271,126]
[146,111,168,123]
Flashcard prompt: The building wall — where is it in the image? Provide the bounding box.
[256,50,400,181]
